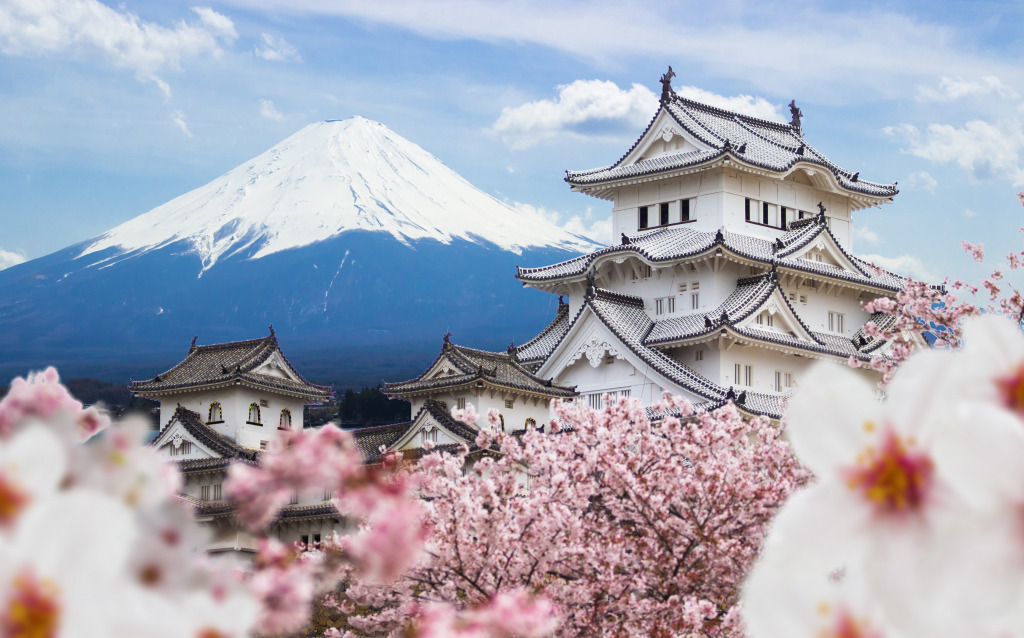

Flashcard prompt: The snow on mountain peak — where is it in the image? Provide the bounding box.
[81,117,598,271]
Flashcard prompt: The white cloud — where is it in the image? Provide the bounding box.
[0,248,27,271]
[491,80,657,150]
[674,85,782,122]
[0,0,236,95]
[885,120,1024,185]
[860,253,936,281]
[514,202,611,245]
[254,33,300,62]
[918,76,1017,102]
[964,208,977,218]
[854,225,880,245]
[904,170,938,194]
[172,110,192,137]
[259,99,284,121]
[219,0,1021,101]
[490,80,779,150]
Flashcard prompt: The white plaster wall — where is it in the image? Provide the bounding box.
[610,169,856,247]
[408,389,552,435]
[158,386,307,448]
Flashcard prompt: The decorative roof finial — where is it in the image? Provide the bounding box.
[443,331,452,344]
[659,66,676,103]
[585,268,597,298]
[507,341,517,359]
[788,100,803,134]
[268,324,275,337]
[190,334,198,348]
[817,201,827,216]
[621,232,631,246]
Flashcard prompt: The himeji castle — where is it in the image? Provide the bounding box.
[510,69,907,420]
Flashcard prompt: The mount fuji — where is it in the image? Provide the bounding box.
[0,118,599,387]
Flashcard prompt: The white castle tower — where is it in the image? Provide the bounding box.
[512,69,905,420]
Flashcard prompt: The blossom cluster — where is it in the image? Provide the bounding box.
[0,368,258,637]
[332,393,805,637]
[744,314,1024,637]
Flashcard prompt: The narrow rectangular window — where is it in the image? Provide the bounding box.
[799,295,808,304]
[290,490,300,505]
[639,206,649,229]
[745,198,752,221]
[762,202,770,225]
[691,281,700,290]
[621,389,631,397]
[457,397,466,410]
[642,265,652,279]
[780,207,787,229]
[660,202,670,226]
[667,296,675,313]
[301,535,309,548]
[695,350,704,362]
[655,298,664,315]
[744,365,753,386]
[680,198,691,222]
[734,363,741,385]
[212,484,222,501]
[785,373,794,388]
[678,283,688,292]
[691,292,699,309]
[588,394,602,410]
[260,399,269,408]
[200,485,210,500]
[775,371,783,392]
[504,399,514,409]
[260,440,269,451]
[323,488,335,501]
[313,534,321,548]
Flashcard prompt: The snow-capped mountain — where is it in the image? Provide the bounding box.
[82,117,593,273]
[0,118,598,387]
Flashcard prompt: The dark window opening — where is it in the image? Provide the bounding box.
[659,202,670,226]
[780,207,787,229]
[639,206,649,229]
[681,198,691,222]
[745,198,752,221]
[762,202,769,225]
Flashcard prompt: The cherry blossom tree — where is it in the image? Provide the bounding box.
[329,396,806,638]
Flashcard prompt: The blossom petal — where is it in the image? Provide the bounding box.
[784,362,882,477]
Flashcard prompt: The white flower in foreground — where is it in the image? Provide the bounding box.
[0,425,66,531]
[0,490,175,637]
[749,358,1024,637]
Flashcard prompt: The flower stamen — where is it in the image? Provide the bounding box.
[846,427,933,514]
[2,571,60,638]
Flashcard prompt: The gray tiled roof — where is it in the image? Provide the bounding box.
[132,332,332,401]
[384,340,576,398]
[516,301,572,364]
[517,223,906,293]
[566,92,897,200]
[353,399,482,463]
[152,406,260,462]
[583,289,786,418]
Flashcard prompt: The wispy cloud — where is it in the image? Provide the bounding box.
[918,76,1017,102]
[905,170,938,194]
[219,0,1021,99]
[0,248,27,271]
[513,202,611,245]
[860,253,936,281]
[854,225,880,245]
[0,0,237,96]
[259,99,284,121]
[254,33,301,62]
[885,120,1024,185]
[491,80,779,150]
[172,111,193,137]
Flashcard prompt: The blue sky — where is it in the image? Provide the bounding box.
[3,0,1024,288]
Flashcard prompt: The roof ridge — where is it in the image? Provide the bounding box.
[672,92,794,132]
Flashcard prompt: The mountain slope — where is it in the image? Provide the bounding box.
[0,118,598,387]
[82,117,594,273]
